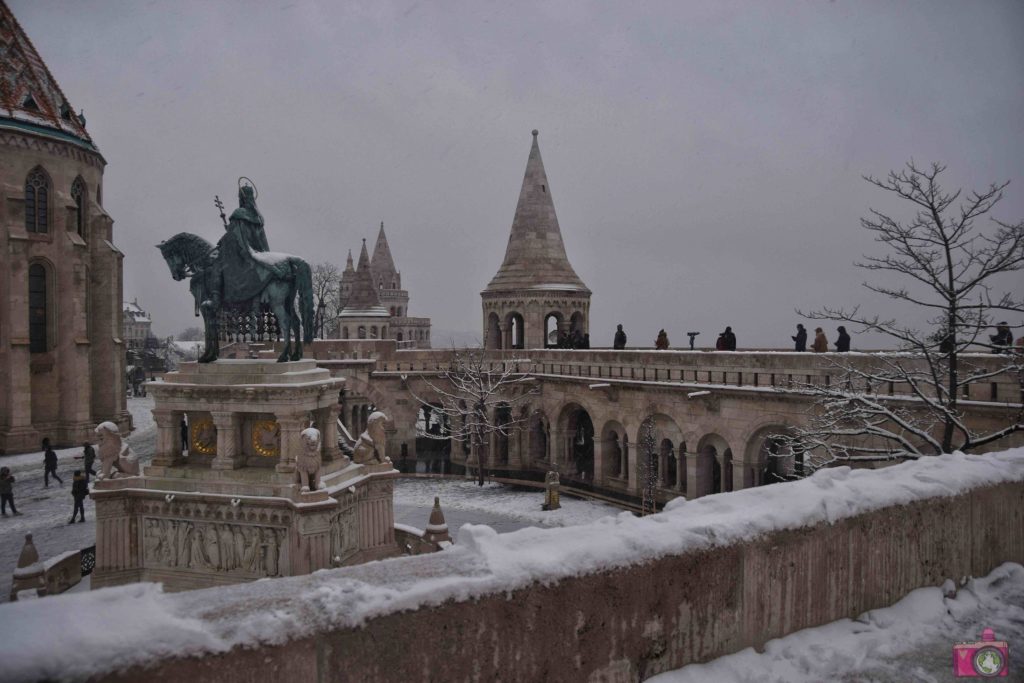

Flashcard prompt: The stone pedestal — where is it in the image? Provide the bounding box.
[91,360,399,592]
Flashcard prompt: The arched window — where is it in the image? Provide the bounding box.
[396,332,403,342]
[71,176,86,238]
[370,326,378,339]
[342,327,349,339]
[25,167,50,233]
[358,326,366,339]
[29,263,48,352]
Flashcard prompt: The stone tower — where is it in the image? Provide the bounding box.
[482,130,590,349]
[0,0,129,452]
[370,222,408,317]
[338,249,355,310]
[337,240,390,340]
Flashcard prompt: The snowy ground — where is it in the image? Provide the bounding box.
[393,478,619,534]
[652,562,1024,683]
[0,397,156,602]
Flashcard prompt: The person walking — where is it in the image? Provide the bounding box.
[835,326,851,352]
[613,324,627,350]
[42,438,62,487]
[69,470,88,524]
[80,442,97,482]
[811,327,828,352]
[0,467,21,516]
[792,324,807,352]
[655,329,669,350]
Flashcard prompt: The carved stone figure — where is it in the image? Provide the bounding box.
[353,411,389,464]
[95,421,140,478]
[142,517,285,578]
[156,180,315,363]
[296,427,322,491]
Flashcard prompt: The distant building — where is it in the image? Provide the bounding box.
[0,2,129,452]
[338,223,431,347]
[123,298,152,351]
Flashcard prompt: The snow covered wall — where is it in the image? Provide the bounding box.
[2,449,1023,682]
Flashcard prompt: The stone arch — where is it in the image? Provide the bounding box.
[505,311,525,350]
[28,257,57,353]
[743,423,800,488]
[636,413,685,493]
[342,326,349,339]
[569,310,585,334]
[695,433,733,497]
[600,420,626,481]
[493,403,513,464]
[544,311,564,347]
[555,403,595,480]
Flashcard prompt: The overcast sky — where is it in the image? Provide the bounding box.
[12,0,1024,348]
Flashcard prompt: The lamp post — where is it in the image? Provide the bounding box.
[317,299,326,339]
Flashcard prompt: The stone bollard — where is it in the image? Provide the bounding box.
[543,471,561,511]
[423,496,451,545]
[10,533,46,601]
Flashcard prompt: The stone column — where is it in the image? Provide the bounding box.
[276,413,307,474]
[151,409,183,467]
[675,455,683,491]
[210,411,242,470]
[322,404,342,463]
[685,452,700,499]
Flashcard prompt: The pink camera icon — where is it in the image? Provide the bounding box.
[953,627,1009,677]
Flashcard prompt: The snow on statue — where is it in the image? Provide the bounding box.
[353,412,389,465]
[95,421,140,479]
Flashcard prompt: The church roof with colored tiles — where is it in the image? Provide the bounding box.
[0,1,96,151]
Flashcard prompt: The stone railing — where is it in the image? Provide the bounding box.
[2,450,1021,682]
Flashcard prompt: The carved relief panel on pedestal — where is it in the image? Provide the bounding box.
[142,518,287,578]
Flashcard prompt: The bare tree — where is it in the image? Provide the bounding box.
[405,349,537,486]
[177,326,204,342]
[639,419,659,516]
[311,262,340,338]
[778,162,1024,472]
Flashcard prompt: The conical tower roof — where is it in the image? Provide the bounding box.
[370,221,398,281]
[484,130,589,293]
[0,2,96,151]
[344,249,354,273]
[339,240,389,318]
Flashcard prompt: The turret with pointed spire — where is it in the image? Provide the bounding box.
[337,240,390,339]
[370,221,401,290]
[481,130,591,350]
[339,249,356,310]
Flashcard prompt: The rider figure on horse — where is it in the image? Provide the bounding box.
[204,181,269,312]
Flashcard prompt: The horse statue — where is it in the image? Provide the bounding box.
[156,182,314,363]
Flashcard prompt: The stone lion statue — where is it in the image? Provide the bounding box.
[352,411,389,465]
[296,426,322,491]
[95,421,140,478]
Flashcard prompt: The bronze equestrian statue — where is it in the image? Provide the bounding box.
[157,180,314,363]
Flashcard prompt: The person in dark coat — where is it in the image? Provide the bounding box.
[42,438,62,487]
[81,442,97,482]
[990,322,1013,354]
[0,467,21,516]
[655,329,670,350]
[69,470,88,524]
[180,416,189,456]
[613,324,627,350]
[721,326,737,351]
[792,324,807,352]
[835,326,851,352]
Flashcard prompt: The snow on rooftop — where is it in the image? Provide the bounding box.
[1,449,1022,682]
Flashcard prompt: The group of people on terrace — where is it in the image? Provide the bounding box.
[605,322,1018,353]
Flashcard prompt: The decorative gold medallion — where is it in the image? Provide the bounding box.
[191,418,217,455]
[252,420,281,457]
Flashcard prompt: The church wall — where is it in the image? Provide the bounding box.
[0,129,128,452]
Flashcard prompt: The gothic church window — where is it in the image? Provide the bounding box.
[29,263,48,352]
[71,176,86,238]
[25,167,50,233]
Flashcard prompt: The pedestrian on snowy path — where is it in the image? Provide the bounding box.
[43,438,63,487]
[0,467,21,516]
[77,442,97,482]
[69,470,88,524]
